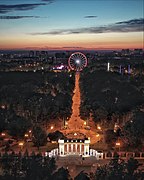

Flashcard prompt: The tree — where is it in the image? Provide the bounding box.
[122,111,144,148]
[94,157,143,180]
[8,115,31,138]
[52,167,71,180]
[32,126,47,150]
[104,130,117,148]
[126,158,140,177]
[74,171,90,180]
[48,131,65,141]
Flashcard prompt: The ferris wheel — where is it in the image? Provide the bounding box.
[68,52,88,71]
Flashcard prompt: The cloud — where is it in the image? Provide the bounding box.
[0,3,46,14]
[84,15,97,18]
[116,18,144,25]
[41,0,54,2]
[0,15,42,19]
[30,18,144,35]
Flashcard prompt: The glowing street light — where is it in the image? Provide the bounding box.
[1,133,6,136]
[29,130,32,133]
[19,142,24,146]
[1,105,6,109]
[97,125,101,130]
[96,134,100,137]
[50,126,54,130]
[19,142,24,150]
[24,134,29,138]
[84,121,86,125]
[116,141,121,152]
[116,142,120,146]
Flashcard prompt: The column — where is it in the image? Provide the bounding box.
[67,144,69,154]
[76,144,77,154]
[80,144,82,155]
[71,144,73,153]
[84,144,89,156]
[62,144,64,155]
[58,140,65,156]
[59,146,62,156]
[84,144,86,155]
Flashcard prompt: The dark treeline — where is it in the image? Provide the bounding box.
[80,65,144,149]
[80,69,144,122]
[0,71,75,135]
[0,152,143,180]
[0,151,70,180]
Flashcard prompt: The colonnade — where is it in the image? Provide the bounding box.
[58,139,90,156]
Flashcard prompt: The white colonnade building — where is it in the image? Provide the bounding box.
[58,138,90,156]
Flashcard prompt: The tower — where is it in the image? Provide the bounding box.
[107,62,110,72]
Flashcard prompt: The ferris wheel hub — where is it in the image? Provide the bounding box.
[68,52,88,71]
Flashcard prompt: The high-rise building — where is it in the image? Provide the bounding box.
[29,50,35,57]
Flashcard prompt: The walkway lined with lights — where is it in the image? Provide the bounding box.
[68,73,84,129]
[61,73,100,144]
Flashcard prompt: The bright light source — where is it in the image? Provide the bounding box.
[29,130,32,133]
[74,133,77,136]
[1,105,5,109]
[50,126,54,130]
[65,122,68,125]
[97,126,101,130]
[84,121,86,125]
[1,133,5,136]
[76,59,80,64]
[19,142,24,146]
[96,134,99,137]
[116,142,120,146]
[24,134,29,137]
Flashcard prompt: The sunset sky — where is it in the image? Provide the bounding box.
[0,0,143,50]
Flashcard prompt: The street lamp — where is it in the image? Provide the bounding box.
[50,126,54,130]
[97,125,101,130]
[18,142,24,151]
[1,133,6,137]
[29,130,32,133]
[116,142,121,152]
[84,121,86,125]
[1,105,6,109]
[24,134,29,138]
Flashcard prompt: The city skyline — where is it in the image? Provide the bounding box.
[0,0,143,50]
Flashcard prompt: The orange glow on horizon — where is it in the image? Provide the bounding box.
[0,32,143,50]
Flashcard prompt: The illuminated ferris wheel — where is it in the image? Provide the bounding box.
[68,52,88,71]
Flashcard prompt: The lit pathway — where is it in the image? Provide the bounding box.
[67,73,84,129]
[61,73,99,144]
